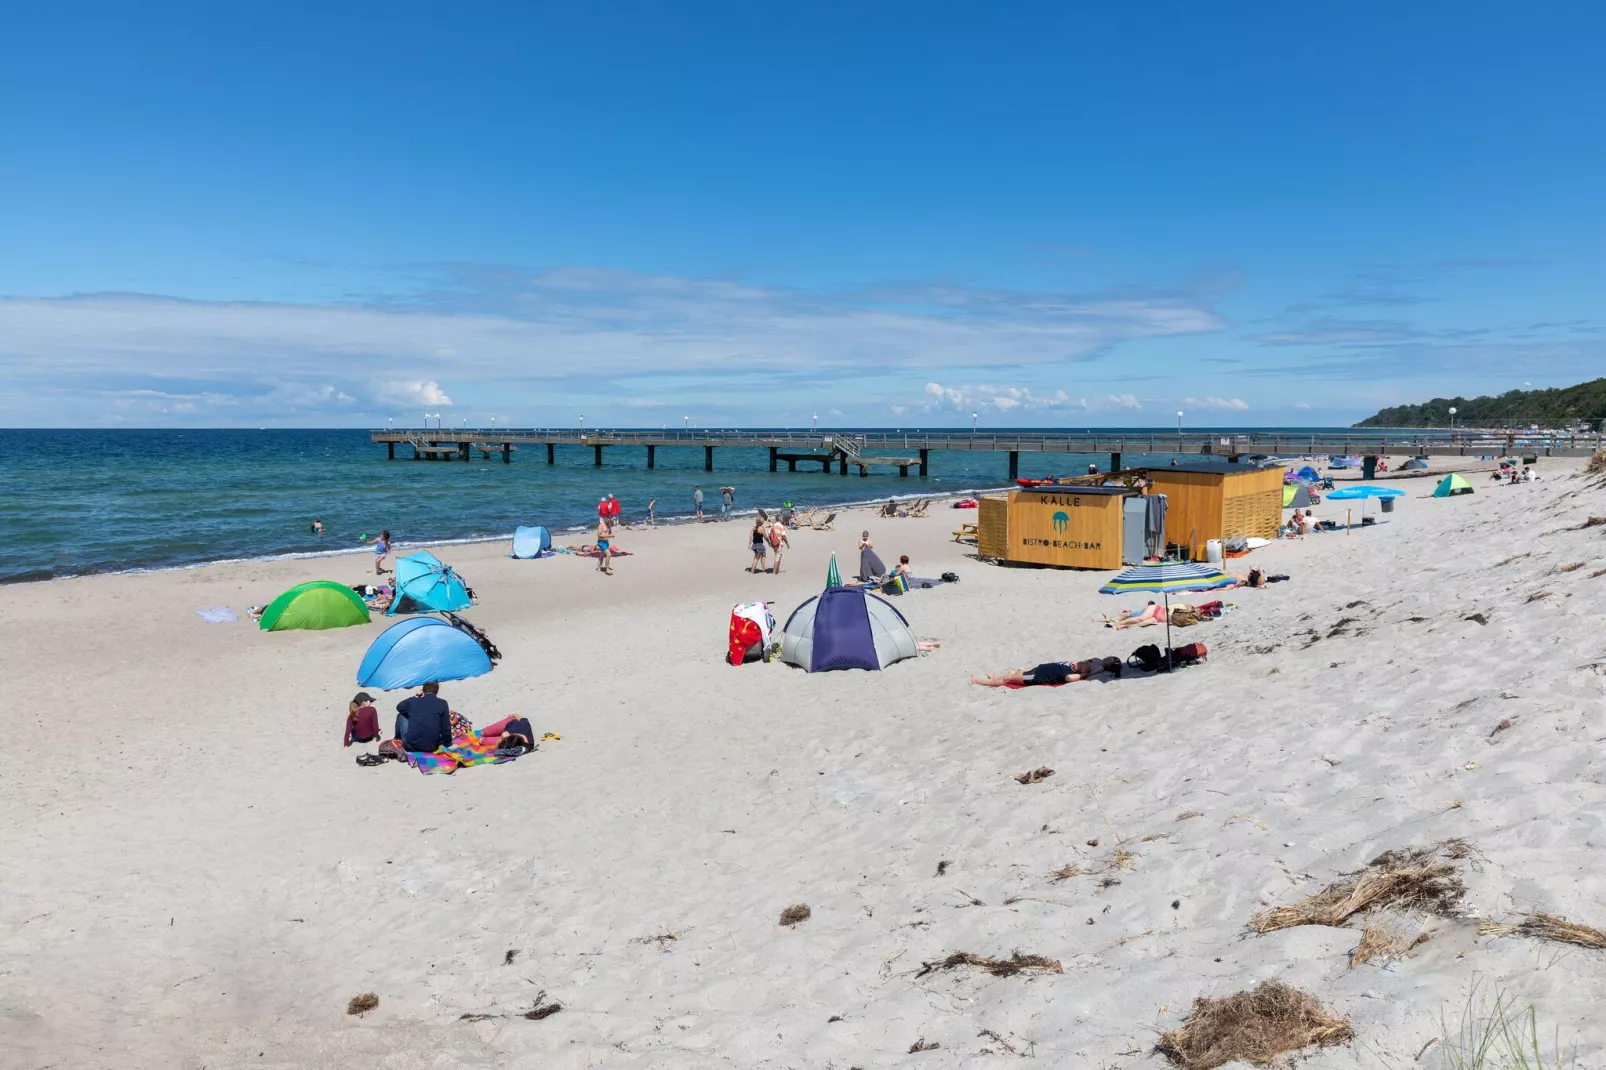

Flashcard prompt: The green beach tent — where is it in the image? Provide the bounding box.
[258,581,371,631]
[1432,473,1475,498]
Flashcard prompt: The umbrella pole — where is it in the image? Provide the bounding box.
[1163,591,1173,672]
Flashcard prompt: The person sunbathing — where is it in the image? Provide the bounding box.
[1107,602,1166,629]
[970,656,1122,688]
[1225,569,1289,588]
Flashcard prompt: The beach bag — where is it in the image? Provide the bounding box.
[378,739,407,761]
[941,571,960,583]
[450,711,474,738]
[1170,642,1208,667]
[1196,600,1224,618]
[882,574,909,595]
[1127,644,1164,673]
[1169,606,1200,628]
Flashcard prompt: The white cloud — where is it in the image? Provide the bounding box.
[1179,396,1250,411]
[1294,401,1312,410]
[0,270,1228,423]
[377,380,453,407]
[924,381,1136,414]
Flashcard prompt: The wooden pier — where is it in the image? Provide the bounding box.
[371,428,1603,478]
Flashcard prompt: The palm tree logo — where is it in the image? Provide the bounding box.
[1052,511,1070,534]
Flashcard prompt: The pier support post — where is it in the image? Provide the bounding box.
[387,441,395,460]
[1008,451,1020,481]
[899,464,909,477]
[546,443,555,465]
[646,445,656,469]
[821,457,832,473]
[1110,451,1121,473]
[594,444,604,467]
[787,457,797,472]
[838,456,848,476]
[919,448,929,478]
[412,443,420,461]
[459,441,469,462]
[704,445,715,471]
[502,442,511,464]
[769,446,778,472]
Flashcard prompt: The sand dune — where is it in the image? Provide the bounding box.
[4,465,1605,1068]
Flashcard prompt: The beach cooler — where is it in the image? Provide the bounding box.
[727,601,778,665]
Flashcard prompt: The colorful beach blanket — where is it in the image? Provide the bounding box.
[404,737,516,775]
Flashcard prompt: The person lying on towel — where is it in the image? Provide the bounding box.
[970,656,1122,688]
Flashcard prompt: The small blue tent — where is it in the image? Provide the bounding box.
[779,586,918,672]
[388,551,472,616]
[511,525,551,559]
[357,617,493,690]
[1295,465,1320,483]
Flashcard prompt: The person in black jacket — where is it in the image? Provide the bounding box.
[395,682,452,753]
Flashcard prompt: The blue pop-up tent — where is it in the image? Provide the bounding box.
[356,617,493,690]
[779,586,918,672]
[511,525,551,559]
[388,551,472,616]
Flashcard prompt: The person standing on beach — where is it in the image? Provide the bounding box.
[748,517,768,573]
[607,494,621,520]
[693,485,704,521]
[721,485,734,521]
[366,530,391,574]
[768,519,790,575]
[596,513,614,575]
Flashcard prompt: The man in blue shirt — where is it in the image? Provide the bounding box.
[395,682,452,753]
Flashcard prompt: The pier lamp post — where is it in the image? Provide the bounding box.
[971,411,978,434]
[812,412,818,431]
[1448,406,1457,438]
[1177,410,1184,435]
[683,416,689,434]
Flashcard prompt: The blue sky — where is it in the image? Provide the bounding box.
[2,3,1602,428]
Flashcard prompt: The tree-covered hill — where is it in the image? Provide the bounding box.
[1354,379,1606,429]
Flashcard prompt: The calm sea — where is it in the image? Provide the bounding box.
[0,428,1342,584]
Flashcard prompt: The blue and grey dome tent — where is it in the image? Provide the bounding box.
[780,586,918,672]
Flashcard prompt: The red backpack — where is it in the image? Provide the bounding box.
[1170,642,1208,666]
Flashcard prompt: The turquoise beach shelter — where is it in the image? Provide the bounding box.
[357,617,493,690]
[511,525,551,559]
[387,551,473,616]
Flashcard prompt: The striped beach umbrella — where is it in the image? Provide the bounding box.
[1099,562,1236,669]
[1098,561,1236,597]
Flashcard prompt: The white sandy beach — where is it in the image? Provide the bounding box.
[5,462,1606,1068]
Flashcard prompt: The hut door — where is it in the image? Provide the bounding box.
[1121,497,1147,564]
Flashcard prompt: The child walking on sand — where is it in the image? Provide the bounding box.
[366,530,391,574]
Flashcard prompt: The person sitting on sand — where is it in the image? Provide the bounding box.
[892,555,912,578]
[343,692,381,747]
[1107,602,1166,629]
[970,656,1122,688]
[395,682,453,753]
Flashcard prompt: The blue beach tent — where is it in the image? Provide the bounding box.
[356,617,493,690]
[388,551,473,616]
[1294,465,1320,483]
[779,586,918,672]
[511,525,552,559]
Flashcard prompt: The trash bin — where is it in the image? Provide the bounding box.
[1380,497,1395,514]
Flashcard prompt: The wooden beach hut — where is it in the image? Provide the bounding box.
[1143,463,1283,559]
[976,486,1141,569]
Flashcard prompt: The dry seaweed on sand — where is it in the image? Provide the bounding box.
[524,991,563,1020]
[915,951,1063,978]
[1480,912,1606,949]
[1156,980,1354,1070]
[1347,920,1431,969]
[346,992,379,1015]
[909,1037,941,1052]
[1248,843,1466,933]
[1175,810,1204,821]
[779,903,812,927]
[1014,766,1055,784]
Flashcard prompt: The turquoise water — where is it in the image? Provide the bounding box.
[0,428,1280,583]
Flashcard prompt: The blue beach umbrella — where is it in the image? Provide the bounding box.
[1099,562,1236,668]
[1324,484,1404,527]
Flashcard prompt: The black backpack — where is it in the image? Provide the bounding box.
[1127,644,1164,673]
[941,571,960,583]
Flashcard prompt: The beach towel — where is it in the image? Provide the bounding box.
[580,548,634,558]
[858,546,886,581]
[195,606,237,623]
[404,737,516,775]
